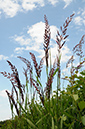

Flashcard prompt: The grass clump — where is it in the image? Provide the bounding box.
[0,13,85,129]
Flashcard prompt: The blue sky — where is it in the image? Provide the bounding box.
[0,0,85,121]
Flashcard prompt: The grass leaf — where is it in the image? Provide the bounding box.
[53,68,59,77]
[52,117,55,129]
[36,113,49,125]
[34,103,42,115]
[35,75,42,87]
[24,117,38,129]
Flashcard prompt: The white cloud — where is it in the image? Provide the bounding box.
[63,0,73,9]
[14,35,31,46]
[0,90,7,98]
[14,21,71,63]
[14,22,45,53]
[50,25,58,40]
[61,46,71,63]
[14,21,58,54]
[0,0,74,18]
[48,0,59,5]
[22,1,36,11]
[74,8,85,26]
[0,0,45,17]
[0,0,20,17]
[0,92,11,121]
[27,21,45,45]
[22,0,44,11]
[14,47,25,54]
[74,16,83,25]
[0,55,8,60]
[62,67,69,75]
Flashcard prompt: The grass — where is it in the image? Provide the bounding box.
[0,13,85,129]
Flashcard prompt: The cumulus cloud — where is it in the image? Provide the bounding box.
[14,35,31,46]
[22,0,44,11]
[48,0,59,5]
[0,0,74,18]
[0,0,45,17]
[27,21,45,44]
[22,1,36,11]
[14,47,25,54]
[74,16,83,25]
[0,55,8,60]
[0,90,7,98]
[0,0,20,17]
[61,46,71,63]
[63,0,73,9]
[50,25,58,40]
[74,8,85,26]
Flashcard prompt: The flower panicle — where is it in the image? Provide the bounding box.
[23,67,29,82]
[17,56,32,70]
[66,55,74,68]
[73,60,85,72]
[11,81,18,101]
[18,56,33,87]
[1,61,24,103]
[7,60,18,77]
[45,58,57,99]
[30,77,44,105]
[73,35,85,58]
[44,15,51,67]
[56,13,75,49]
[30,52,44,78]
[38,56,45,76]
[6,90,19,116]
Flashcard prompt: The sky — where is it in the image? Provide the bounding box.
[0,0,85,121]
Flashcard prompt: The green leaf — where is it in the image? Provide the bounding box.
[73,94,78,101]
[26,80,28,92]
[25,94,28,110]
[17,101,27,114]
[36,113,49,125]
[78,101,85,111]
[24,117,38,129]
[35,75,42,87]
[53,68,59,77]
[55,126,58,129]
[60,114,67,128]
[81,115,85,126]
[34,103,42,115]
[80,70,85,76]
[52,117,54,129]
[64,112,75,119]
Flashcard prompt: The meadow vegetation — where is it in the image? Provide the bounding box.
[0,14,85,129]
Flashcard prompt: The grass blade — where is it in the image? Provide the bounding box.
[34,103,42,115]
[52,117,55,129]
[36,113,49,125]
[24,117,38,129]
[53,68,59,77]
[35,75,42,87]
